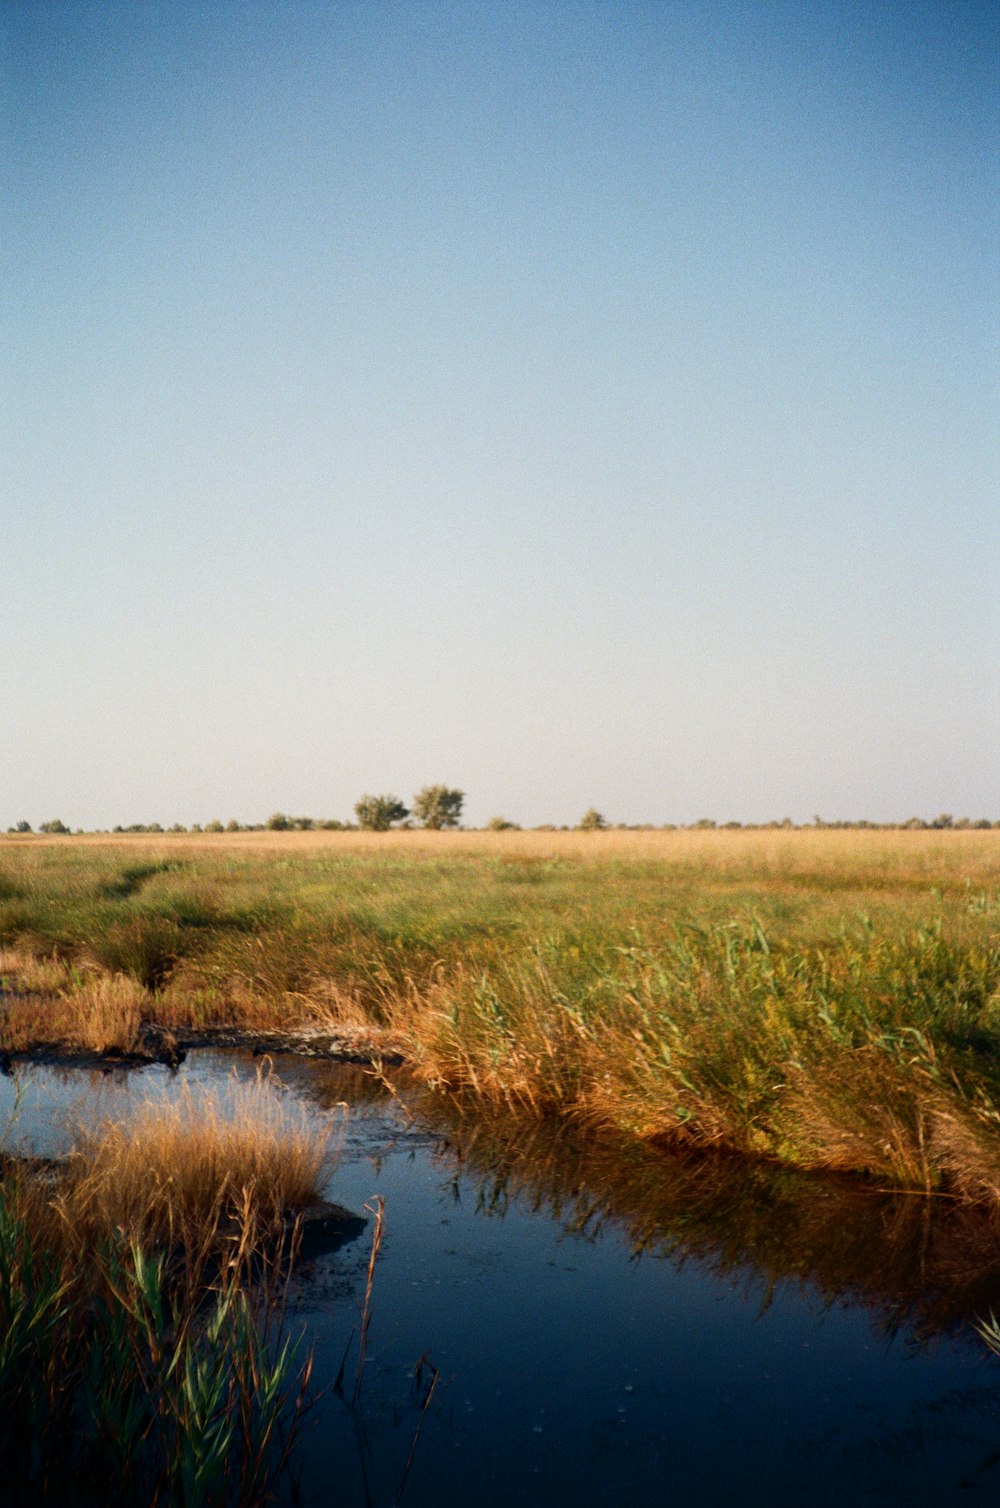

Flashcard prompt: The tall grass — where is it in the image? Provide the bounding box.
[402,917,1000,1198]
[0,1075,333,1504]
[44,1073,335,1253]
[1,830,998,1200]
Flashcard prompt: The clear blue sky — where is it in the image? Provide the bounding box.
[3,1,998,828]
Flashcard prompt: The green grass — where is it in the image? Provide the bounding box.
[1,829,998,1200]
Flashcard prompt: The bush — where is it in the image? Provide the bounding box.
[485,816,520,831]
[39,819,70,835]
[577,809,608,831]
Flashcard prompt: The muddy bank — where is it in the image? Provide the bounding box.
[0,1021,405,1073]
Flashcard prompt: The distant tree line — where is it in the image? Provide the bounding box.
[6,807,999,836]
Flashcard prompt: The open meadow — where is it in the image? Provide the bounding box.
[2,828,998,1202]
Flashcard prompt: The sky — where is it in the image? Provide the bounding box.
[2,0,998,829]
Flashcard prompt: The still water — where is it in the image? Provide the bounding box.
[2,1050,999,1506]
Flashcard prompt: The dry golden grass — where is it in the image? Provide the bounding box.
[40,1073,336,1254]
[62,971,145,1053]
[8,824,999,877]
[781,1050,952,1192]
[0,945,67,994]
[0,948,147,1052]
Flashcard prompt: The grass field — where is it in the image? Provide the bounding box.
[1,829,998,1202]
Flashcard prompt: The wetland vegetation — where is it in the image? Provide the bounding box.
[0,1070,332,1504]
[2,828,1000,1495]
[0,828,997,1202]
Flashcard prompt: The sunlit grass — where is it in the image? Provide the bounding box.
[1,829,998,1200]
[46,1073,336,1254]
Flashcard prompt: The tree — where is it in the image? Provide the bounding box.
[485,816,520,831]
[354,794,409,832]
[39,819,70,835]
[412,785,464,830]
[11,820,31,833]
[577,809,607,831]
[266,813,291,831]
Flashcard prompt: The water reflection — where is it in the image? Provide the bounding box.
[5,1050,1000,1346]
[3,1052,1000,1504]
[285,1062,1000,1346]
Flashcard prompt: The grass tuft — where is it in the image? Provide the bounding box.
[47,1072,335,1255]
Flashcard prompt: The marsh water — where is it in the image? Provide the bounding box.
[3,1049,1000,1506]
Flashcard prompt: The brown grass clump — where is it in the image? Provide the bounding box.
[64,971,145,1053]
[38,1073,336,1256]
[779,1046,1000,1206]
[782,1050,945,1190]
[0,945,68,995]
[0,948,147,1053]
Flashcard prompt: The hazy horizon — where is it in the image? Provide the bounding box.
[4,808,999,837]
[4,2,997,831]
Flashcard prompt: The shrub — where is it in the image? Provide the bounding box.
[577,809,608,831]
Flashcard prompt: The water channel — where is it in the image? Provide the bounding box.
[2,1049,999,1506]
